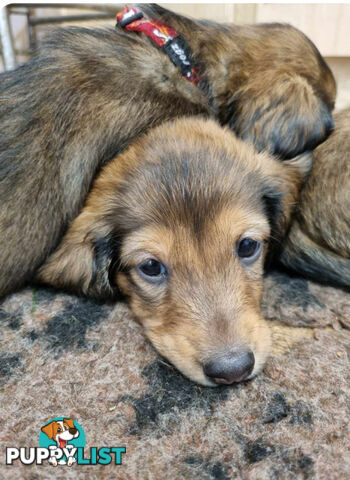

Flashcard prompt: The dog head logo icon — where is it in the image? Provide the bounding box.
[41,418,79,448]
[40,417,84,466]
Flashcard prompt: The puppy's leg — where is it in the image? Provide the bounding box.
[225,71,334,159]
[270,321,315,356]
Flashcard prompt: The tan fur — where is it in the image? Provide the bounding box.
[38,117,309,385]
[270,323,315,356]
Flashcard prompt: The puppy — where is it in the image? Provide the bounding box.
[280,107,350,286]
[41,418,79,466]
[0,4,335,298]
[38,117,311,386]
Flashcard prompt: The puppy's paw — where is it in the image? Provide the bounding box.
[49,457,58,467]
[270,322,315,355]
[226,72,334,159]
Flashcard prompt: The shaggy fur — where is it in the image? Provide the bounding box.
[0,4,336,298]
[280,107,350,286]
[37,117,311,385]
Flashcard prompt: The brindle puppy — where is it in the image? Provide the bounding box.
[280,107,350,286]
[0,4,335,298]
[38,117,311,386]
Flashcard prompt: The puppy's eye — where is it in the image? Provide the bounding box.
[57,427,62,432]
[136,259,168,284]
[236,238,262,265]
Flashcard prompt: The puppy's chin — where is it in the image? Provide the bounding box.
[144,329,217,387]
[143,317,272,388]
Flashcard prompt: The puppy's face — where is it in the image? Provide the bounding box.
[39,118,309,386]
[117,207,271,385]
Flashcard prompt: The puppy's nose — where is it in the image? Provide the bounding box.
[203,349,255,385]
[69,427,77,435]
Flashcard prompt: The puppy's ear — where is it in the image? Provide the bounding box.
[225,72,334,159]
[41,421,55,439]
[36,212,119,300]
[261,151,313,241]
[63,418,75,429]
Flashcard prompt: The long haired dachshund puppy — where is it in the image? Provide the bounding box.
[38,117,311,386]
[0,4,335,298]
[280,107,350,287]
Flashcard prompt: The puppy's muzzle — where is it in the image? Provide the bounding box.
[203,348,255,385]
[69,427,78,435]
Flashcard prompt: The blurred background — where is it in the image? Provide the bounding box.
[1,3,349,110]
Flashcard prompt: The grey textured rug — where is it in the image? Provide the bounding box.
[1,270,349,479]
